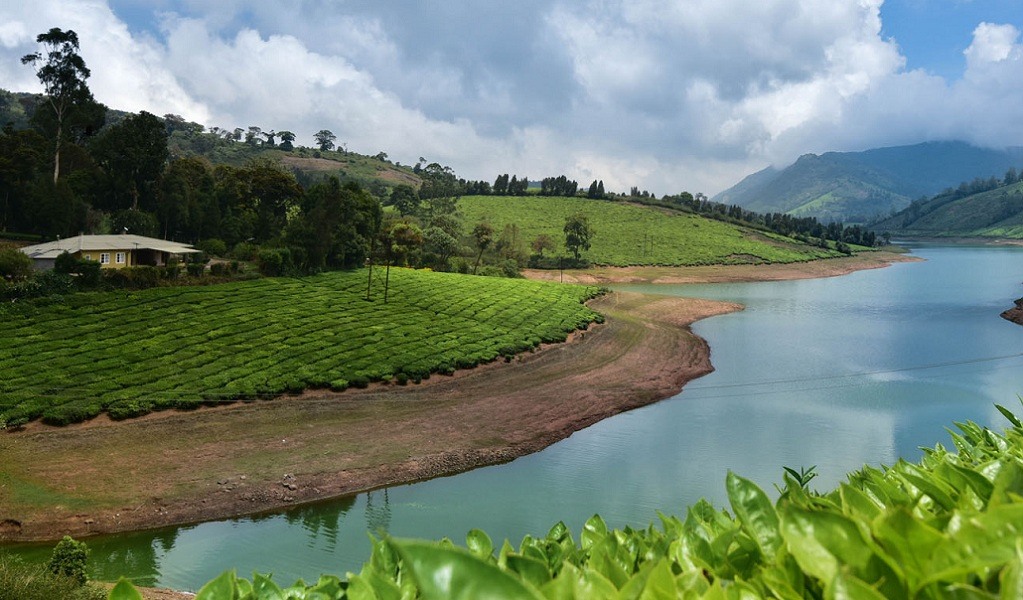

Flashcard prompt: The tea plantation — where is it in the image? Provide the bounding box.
[458,195,843,266]
[0,269,602,426]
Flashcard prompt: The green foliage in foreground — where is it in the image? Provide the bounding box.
[0,555,105,600]
[0,269,602,426]
[458,195,843,267]
[109,402,1023,599]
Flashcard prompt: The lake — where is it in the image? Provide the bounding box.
[5,244,1023,590]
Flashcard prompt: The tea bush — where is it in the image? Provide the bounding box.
[1,269,602,425]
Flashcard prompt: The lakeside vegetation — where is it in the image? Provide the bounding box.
[0,269,601,426]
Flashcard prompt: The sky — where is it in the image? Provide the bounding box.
[0,1,1021,196]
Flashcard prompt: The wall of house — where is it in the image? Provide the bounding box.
[78,250,134,269]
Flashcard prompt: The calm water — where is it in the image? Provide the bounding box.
[6,244,1023,590]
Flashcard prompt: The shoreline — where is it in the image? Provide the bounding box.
[0,252,911,545]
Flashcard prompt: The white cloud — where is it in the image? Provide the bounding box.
[1,0,1021,196]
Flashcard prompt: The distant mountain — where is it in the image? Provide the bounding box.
[871,178,1023,239]
[713,141,1023,223]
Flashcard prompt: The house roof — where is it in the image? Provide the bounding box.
[19,234,201,260]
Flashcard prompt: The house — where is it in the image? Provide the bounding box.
[19,234,201,270]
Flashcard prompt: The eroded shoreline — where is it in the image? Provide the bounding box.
[0,253,913,544]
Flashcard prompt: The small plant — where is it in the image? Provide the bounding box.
[47,535,89,585]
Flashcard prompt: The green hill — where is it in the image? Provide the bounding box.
[872,180,1023,238]
[457,195,843,266]
[714,142,1023,224]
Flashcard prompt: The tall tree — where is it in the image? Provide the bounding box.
[90,111,169,211]
[313,129,336,152]
[21,28,102,183]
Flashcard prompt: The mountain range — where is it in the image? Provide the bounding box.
[713,141,1023,223]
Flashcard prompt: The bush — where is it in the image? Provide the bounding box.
[257,248,295,276]
[209,262,228,276]
[186,262,205,277]
[47,536,89,586]
[102,266,160,290]
[195,238,228,257]
[0,247,33,281]
[232,241,259,261]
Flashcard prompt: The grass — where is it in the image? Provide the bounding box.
[457,195,842,266]
[0,269,602,426]
[0,555,106,600]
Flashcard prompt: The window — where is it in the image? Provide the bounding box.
[100,253,110,265]
[116,252,126,264]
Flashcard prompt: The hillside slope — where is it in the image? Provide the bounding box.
[714,141,1023,224]
[457,195,842,266]
[872,180,1023,238]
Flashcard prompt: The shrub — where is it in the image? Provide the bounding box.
[232,241,259,261]
[257,248,295,276]
[195,238,228,257]
[209,262,228,276]
[47,536,89,585]
[186,262,205,277]
[0,247,33,281]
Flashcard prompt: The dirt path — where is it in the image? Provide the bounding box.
[0,291,739,543]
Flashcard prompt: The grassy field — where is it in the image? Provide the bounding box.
[0,270,601,426]
[457,195,842,266]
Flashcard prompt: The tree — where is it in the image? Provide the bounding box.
[314,129,336,152]
[471,221,494,274]
[21,28,102,183]
[390,184,420,216]
[278,130,296,151]
[530,233,555,257]
[90,111,169,211]
[564,213,593,260]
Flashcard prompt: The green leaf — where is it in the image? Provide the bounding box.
[995,404,1022,429]
[107,578,144,600]
[871,508,939,591]
[726,471,781,561]
[195,570,238,600]
[506,554,552,589]
[927,504,1023,584]
[779,505,873,583]
[582,514,608,550]
[547,521,569,542]
[251,572,285,600]
[826,570,887,600]
[838,484,882,520]
[466,528,494,560]
[1000,546,1023,600]
[616,558,677,600]
[390,539,545,600]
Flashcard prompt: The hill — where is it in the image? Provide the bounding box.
[714,141,1023,224]
[0,88,422,196]
[456,195,844,266]
[871,178,1023,238]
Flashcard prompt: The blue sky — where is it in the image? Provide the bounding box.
[1,1,1021,195]
[881,0,1022,80]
